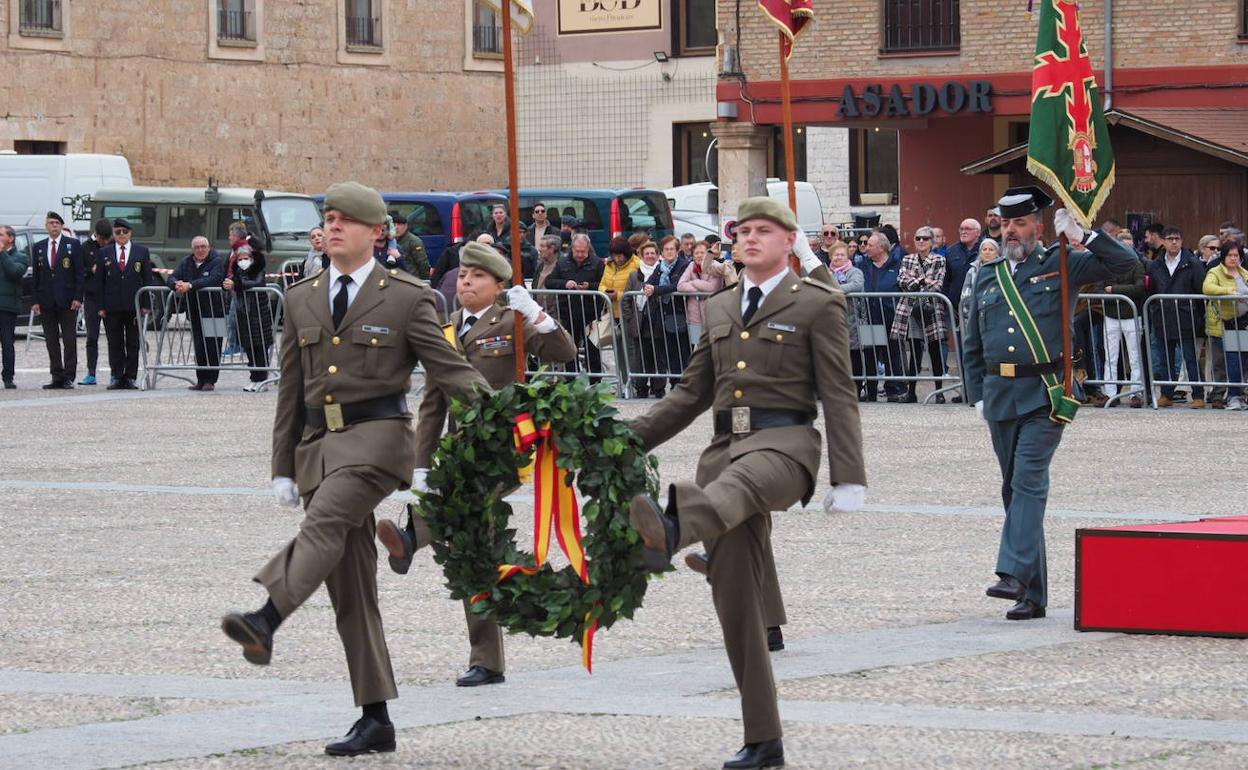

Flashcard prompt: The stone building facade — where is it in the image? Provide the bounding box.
[1,0,506,193]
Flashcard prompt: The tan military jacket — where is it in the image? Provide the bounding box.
[271,263,489,494]
[632,268,866,498]
[413,301,578,467]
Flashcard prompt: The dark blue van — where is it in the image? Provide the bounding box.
[314,191,506,267]
[494,188,674,257]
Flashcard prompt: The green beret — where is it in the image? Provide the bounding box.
[459,241,513,282]
[323,182,387,225]
[736,196,798,231]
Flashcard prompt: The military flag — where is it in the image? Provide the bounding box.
[759,0,814,60]
[1025,0,1115,228]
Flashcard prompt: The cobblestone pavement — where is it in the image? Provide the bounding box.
[2,339,1247,769]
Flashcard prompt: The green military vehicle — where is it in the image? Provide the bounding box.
[87,183,321,272]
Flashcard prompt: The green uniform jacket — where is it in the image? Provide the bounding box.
[398,231,430,279]
[413,302,577,466]
[962,232,1139,421]
[272,263,489,494]
[0,247,30,314]
[632,269,867,498]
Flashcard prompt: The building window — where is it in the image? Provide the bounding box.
[849,128,899,206]
[345,0,382,48]
[674,0,715,55]
[769,125,807,182]
[881,0,959,54]
[13,140,66,154]
[19,0,62,36]
[673,123,716,186]
[1241,0,1248,39]
[217,0,255,42]
[472,0,502,57]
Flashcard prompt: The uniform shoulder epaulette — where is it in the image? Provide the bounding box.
[384,268,425,287]
[801,276,836,292]
[284,269,322,291]
[709,283,738,299]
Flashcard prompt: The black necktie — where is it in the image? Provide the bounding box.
[742,286,764,326]
[461,315,477,336]
[332,275,351,329]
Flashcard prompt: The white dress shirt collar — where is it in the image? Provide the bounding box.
[327,259,376,312]
[739,268,789,315]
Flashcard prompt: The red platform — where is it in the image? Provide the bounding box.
[1075,518,1248,637]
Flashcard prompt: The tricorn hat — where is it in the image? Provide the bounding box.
[997,186,1054,219]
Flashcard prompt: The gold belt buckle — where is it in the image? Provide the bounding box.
[325,403,345,432]
[1000,363,1017,378]
[731,406,751,435]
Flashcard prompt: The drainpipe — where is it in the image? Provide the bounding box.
[1104,0,1114,110]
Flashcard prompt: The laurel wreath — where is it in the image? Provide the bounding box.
[418,374,659,648]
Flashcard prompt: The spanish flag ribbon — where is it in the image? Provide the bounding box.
[472,413,597,670]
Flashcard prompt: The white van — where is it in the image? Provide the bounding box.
[0,153,133,231]
[666,179,824,236]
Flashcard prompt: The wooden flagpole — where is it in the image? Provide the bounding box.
[778,33,801,274]
[501,1,526,383]
[1059,233,1073,396]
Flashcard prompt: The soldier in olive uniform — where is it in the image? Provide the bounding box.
[377,241,577,687]
[393,212,430,280]
[963,187,1137,620]
[221,183,490,758]
[628,197,867,770]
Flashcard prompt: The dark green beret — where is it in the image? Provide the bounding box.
[460,241,513,282]
[323,182,387,225]
[737,196,798,231]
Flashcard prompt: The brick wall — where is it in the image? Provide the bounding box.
[0,0,505,193]
[725,0,1247,83]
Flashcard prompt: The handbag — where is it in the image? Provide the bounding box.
[587,309,615,349]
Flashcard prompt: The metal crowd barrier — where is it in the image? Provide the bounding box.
[1072,293,1147,407]
[617,289,711,398]
[137,285,283,390]
[1142,292,1248,409]
[848,291,962,404]
[278,258,306,289]
[526,289,622,396]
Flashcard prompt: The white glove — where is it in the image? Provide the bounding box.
[822,483,865,514]
[792,232,823,275]
[506,285,542,324]
[271,476,300,507]
[1053,208,1086,245]
[975,400,986,422]
[412,468,430,494]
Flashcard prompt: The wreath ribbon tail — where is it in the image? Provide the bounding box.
[582,604,601,673]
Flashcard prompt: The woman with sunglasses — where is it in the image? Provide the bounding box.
[889,226,949,403]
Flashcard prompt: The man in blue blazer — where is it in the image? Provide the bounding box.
[95,219,153,389]
[31,211,84,389]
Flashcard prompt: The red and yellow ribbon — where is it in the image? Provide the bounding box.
[471,412,599,671]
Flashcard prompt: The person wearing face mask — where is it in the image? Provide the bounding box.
[962,187,1137,622]
[222,222,275,392]
[376,242,575,688]
[95,218,153,390]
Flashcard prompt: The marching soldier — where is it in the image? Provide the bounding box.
[221,183,489,757]
[627,197,867,770]
[962,187,1137,620]
[31,211,84,389]
[376,241,577,688]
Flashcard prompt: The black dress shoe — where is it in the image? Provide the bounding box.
[106,382,123,390]
[1006,599,1046,620]
[685,551,708,575]
[42,381,61,390]
[767,626,784,652]
[723,739,784,769]
[3,380,15,389]
[377,517,415,575]
[933,394,946,404]
[985,574,1025,601]
[220,611,274,665]
[324,716,396,756]
[629,494,678,572]
[456,665,505,687]
[952,395,964,403]
[60,380,75,389]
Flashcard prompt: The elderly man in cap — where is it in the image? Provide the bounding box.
[376,241,576,688]
[627,196,866,770]
[962,186,1137,621]
[95,218,153,389]
[31,211,84,389]
[221,182,489,757]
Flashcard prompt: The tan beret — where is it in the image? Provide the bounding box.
[459,241,513,282]
[323,182,387,225]
[737,196,798,231]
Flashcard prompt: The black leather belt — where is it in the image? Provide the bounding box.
[987,359,1064,378]
[713,407,812,436]
[306,394,409,432]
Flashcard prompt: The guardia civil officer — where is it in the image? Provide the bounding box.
[221,183,490,757]
[95,219,153,390]
[31,211,83,389]
[376,241,577,688]
[628,197,867,770]
[962,187,1137,620]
